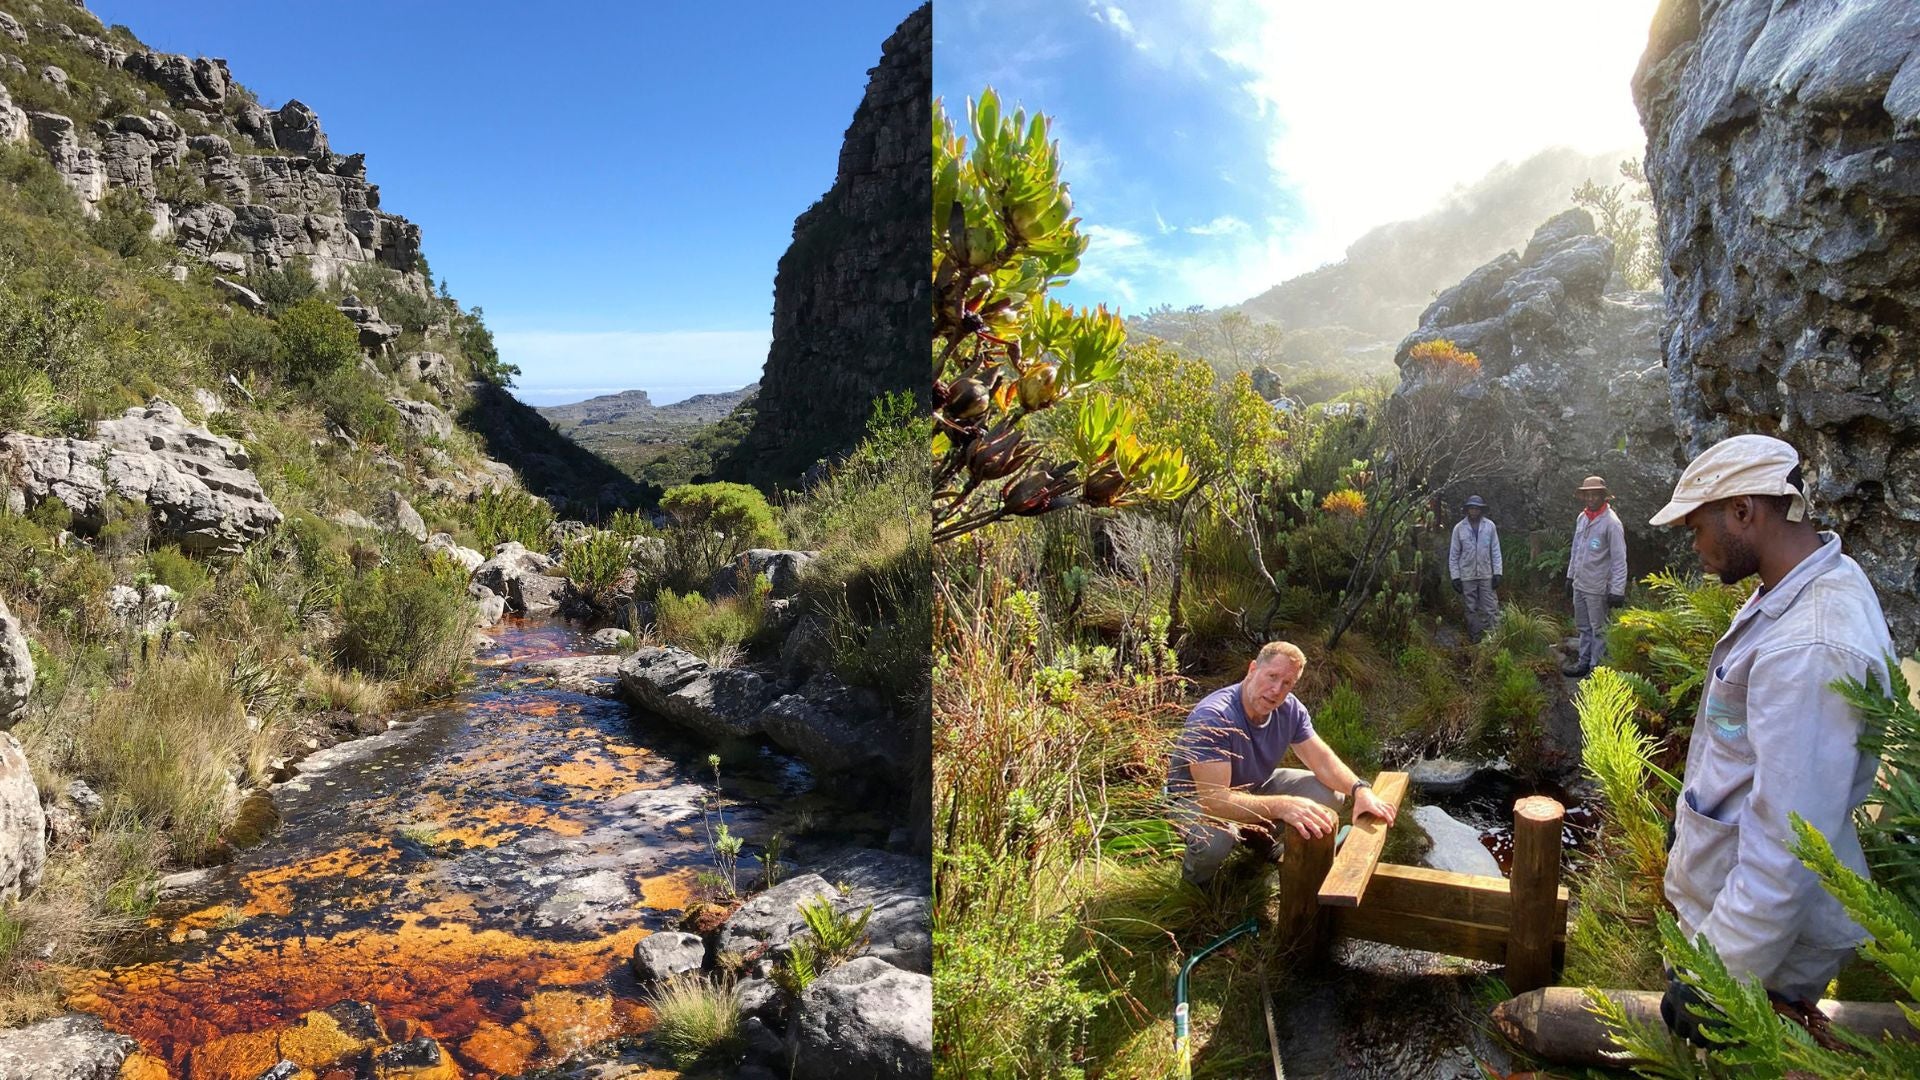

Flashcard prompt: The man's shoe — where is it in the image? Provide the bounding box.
[1560,661,1585,677]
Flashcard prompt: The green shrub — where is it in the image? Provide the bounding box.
[560,530,629,603]
[1480,603,1560,660]
[84,188,160,261]
[645,973,742,1069]
[1314,680,1379,775]
[273,297,360,385]
[660,482,781,591]
[333,555,471,686]
[310,365,398,445]
[254,258,318,314]
[146,545,211,599]
[465,488,554,551]
[656,575,772,661]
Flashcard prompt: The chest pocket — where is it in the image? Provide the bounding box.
[1701,666,1754,762]
[1588,533,1604,552]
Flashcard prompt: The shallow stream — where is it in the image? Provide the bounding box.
[63,619,871,1078]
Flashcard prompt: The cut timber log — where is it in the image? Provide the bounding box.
[1492,986,1920,1068]
[1507,796,1565,992]
[1278,821,1337,963]
[1318,771,1410,907]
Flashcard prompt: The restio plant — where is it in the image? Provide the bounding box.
[932,88,1194,544]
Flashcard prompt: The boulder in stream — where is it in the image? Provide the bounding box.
[1412,805,1502,877]
[0,1014,137,1080]
[617,646,772,740]
[787,956,933,1080]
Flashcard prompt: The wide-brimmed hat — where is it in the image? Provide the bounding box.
[1463,495,1486,509]
[1650,434,1807,527]
[1576,475,1608,493]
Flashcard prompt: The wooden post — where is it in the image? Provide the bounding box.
[1506,795,1564,993]
[1277,823,1337,964]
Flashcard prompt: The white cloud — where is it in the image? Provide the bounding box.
[1053,0,1658,308]
[1207,0,1657,282]
[494,328,768,406]
[1186,214,1249,236]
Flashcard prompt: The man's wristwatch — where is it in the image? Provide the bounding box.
[1350,779,1371,797]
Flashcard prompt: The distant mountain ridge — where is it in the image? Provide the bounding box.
[538,382,758,430]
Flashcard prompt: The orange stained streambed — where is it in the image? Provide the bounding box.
[65,619,825,1079]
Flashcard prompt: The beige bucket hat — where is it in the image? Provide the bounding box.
[1577,475,1608,492]
[1649,434,1807,527]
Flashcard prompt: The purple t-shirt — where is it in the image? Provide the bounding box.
[1167,683,1316,795]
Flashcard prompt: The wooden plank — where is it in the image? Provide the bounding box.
[1277,821,1337,963]
[1507,796,1566,992]
[1317,771,1410,908]
[1361,864,1569,928]
[1334,904,1567,965]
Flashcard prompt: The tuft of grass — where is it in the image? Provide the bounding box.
[301,666,387,715]
[67,650,273,864]
[646,973,743,1069]
[1479,603,1561,660]
[1312,681,1379,776]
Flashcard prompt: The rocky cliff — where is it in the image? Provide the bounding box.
[716,3,929,488]
[1395,210,1685,571]
[1633,0,1920,649]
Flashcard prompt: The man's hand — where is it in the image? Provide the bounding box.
[1272,796,1338,840]
[1451,578,1463,594]
[1353,786,1397,824]
[1492,574,1503,590]
[1607,593,1625,609]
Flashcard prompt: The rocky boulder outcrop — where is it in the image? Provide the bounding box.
[25,110,103,207]
[787,957,932,1080]
[107,582,179,635]
[425,532,484,573]
[1394,210,1685,570]
[718,4,929,486]
[631,930,706,983]
[617,646,772,740]
[0,594,32,726]
[0,1014,136,1080]
[0,732,45,904]
[387,396,453,442]
[710,548,816,599]
[1,399,283,554]
[757,675,913,789]
[1633,0,1920,651]
[124,51,229,112]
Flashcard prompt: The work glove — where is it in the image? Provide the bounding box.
[1450,578,1462,594]
[1492,575,1503,590]
[1607,593,1625,609]
[1566,580,1575,603]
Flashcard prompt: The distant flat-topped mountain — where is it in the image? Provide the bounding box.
[538,383,757,432]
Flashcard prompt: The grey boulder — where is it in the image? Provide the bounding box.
[618,646,772,740]
[788,957,932,1080]
[0,1015,136,1080]
[631,930,706,983]
[0,399,282,554]
[0,732,44,902]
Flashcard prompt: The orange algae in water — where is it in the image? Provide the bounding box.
[69,919,650,1073]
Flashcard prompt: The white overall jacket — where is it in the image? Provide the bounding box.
[1663,533,1893,988]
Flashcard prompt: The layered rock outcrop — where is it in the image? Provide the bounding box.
[0,399,283,554]
[1633,0,1920,648]
[1395,211,1684,569]
[0,592,40,906]
[718,3,929,486]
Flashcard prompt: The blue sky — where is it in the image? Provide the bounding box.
[935,0,1657,314]
[91,1,921,405]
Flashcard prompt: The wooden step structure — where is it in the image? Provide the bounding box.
[1274,772,1570,992]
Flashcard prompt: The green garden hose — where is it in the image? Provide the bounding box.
[1174,916,1285,1079]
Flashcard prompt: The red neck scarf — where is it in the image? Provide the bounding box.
[1583,501,1609,522]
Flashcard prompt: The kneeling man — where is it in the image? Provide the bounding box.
[1168,641,1396,886]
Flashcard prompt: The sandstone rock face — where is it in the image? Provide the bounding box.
[270,99,327,155]
[400,351,456,398]
[377,490,426,542]
[107,582,179,635]
[720,4,929,485]
[0,594,32,728]
[0,1014,136,1080]
[1,399,283,554]
[788,957,933,1080]
[1633,0,1920,650]
[387,397,453,441]
[814,848,932,975]
[1395,211,1684,570]
[509,571,568,617]
[470,542,556,598]
[0,80,28,144]
[617,647,773,740]
[0,733,45,902]
[124,51,229,112]
[26,110,103,207]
